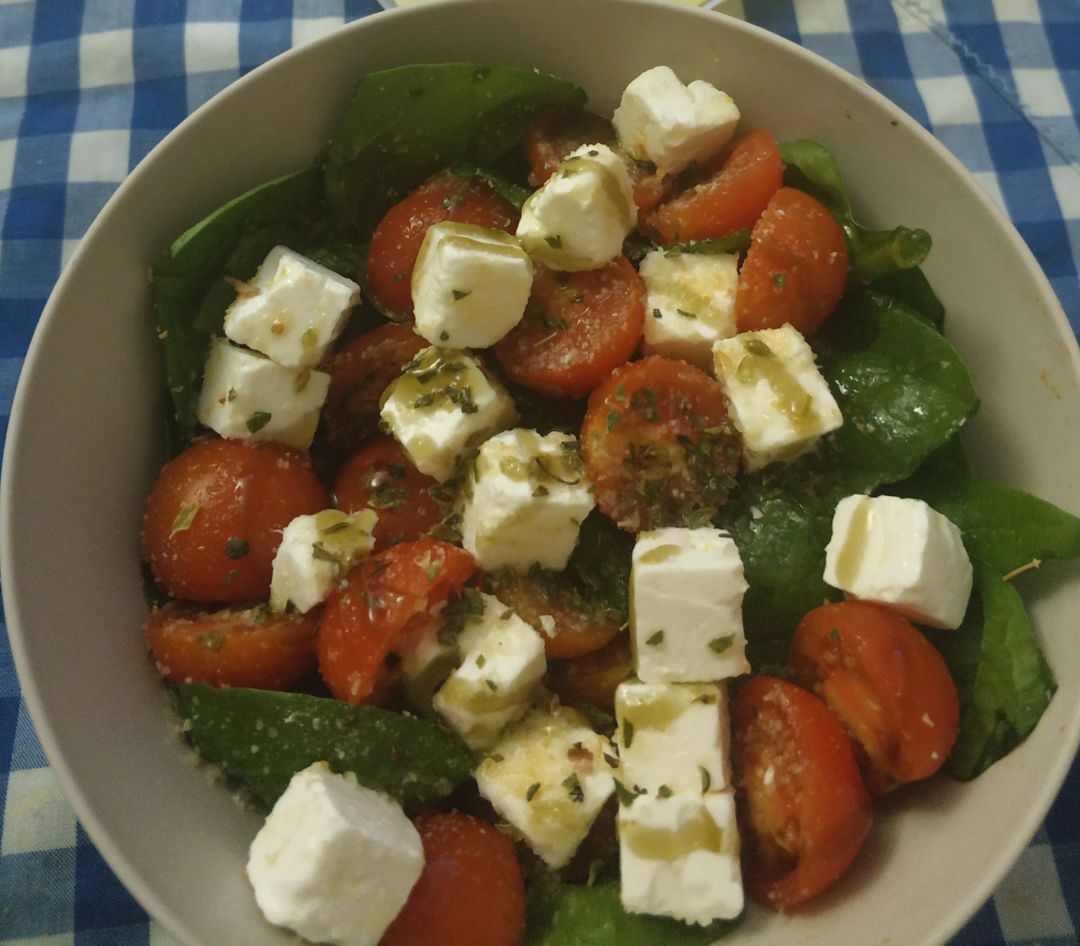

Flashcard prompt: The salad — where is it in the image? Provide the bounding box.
[141,62,1080,946]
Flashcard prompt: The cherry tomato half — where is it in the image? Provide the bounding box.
[366,171,519,320]
[735,187,850,337]
[733,676,873,911]
[581,355,741,531]
[546,633,633,715]
[380,812,526,946]
[318,540,476,705]
[493,256,646,399]
[789,600,959,793]
[523,107,616,187]
[145,601,318,689]
[142,439,327,602]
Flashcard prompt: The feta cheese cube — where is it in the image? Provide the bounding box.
[379,346,518,482]
[713,325,843,472]
[461,429,595,572]
[196,337,330,450]
[269,509,377,614]
[824,494,973,629]
[631,527,749,683]
[516,143,637,271]
[432,592,547,750]
[411,222,534,349]
[247,762,423,946]
[400,621,460,716]
[640,248,739,370]
[614,681,730,795]
[619,790,743,925]
[224,245,359,369]
[475,706,616,868]
[612,66,740,176]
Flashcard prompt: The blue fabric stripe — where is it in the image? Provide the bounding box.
[741,0,801,45]
[74,824,149,930]
[238,0,292,73]
[0,847,77,937]
[0,5,34,49]
[947,897,1005,946]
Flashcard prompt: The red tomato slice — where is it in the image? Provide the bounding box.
[546,634,633,714]
[366,171,519,320]
[317,540,475,705]
[334,438,442,551]
[645,128,784,244]
[142,439,327,602]
[523,107,616,186]
[733,676,873,911]
[580,355,741,531]
[145,601,318,689]
[493,257,645,398]
[380,812,526,946]
[487,570,621,660]
[735,187,850,336]
[315,323,427,467]
[789,600,959,793]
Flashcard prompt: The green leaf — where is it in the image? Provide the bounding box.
[173,684,475,810]
[779,139,934,287]
[151,168,326,439]
[524,877,741,946]
[448,162,534,211]
[660,230,752,258]
[936,564,1056,780]
[567,510,634,622]
[324,63,585,232]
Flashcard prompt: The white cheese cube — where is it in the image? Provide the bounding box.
[247,762,423,946]
[713,325,843,472]
[196,337,330,450]
[461,429,595,572]
[516,143,637,272]
[619,790,743,925]
[269,509,377,614]
[631,527,749,683]
[640,249,739,370]
[614,681,730,795]
[824,494,973,629]
[612,66,740,175]
[432,593,547,751]
[412,222,534,349]
[223,245,359,369]
[400,621,460,716]
[475,706,616,869]
[379,346,518,482]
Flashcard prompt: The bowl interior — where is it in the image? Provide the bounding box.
[4,2,1079,944]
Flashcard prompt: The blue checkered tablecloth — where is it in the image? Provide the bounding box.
[1,1,1078,943]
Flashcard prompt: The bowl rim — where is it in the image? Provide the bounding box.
[3,1,1079,943]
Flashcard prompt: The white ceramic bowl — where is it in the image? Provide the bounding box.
[4,2,1079,944]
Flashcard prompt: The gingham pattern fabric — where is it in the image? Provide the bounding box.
[1,1,1078,943]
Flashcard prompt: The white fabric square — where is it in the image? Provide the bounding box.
[972,170,1007,211]
[68,128,130,183]
[895,0,941,34]
[915,74,981,125]
[292,17,346,47]
[0,45,30,100]
[992,0,1043,23]
[79,29,134,88]
[0,138,15,191]
[184,20,240,74]
[1050,165,1080,218]
[61,238,81,271]
[995,843,1076,940]
[792,0,851,34]
[1014,68,1072,118]
[148,922,184,946]
[1,767,78,856]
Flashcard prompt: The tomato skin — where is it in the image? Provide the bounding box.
[334,438,442,551]
[733,676,872,911]
[789,600,959,793]
[493,257,645,399]
[142,439,327,602]
[581,356,741,531]
[645,128,784,244]
[318,540,476,705]
[380,812,525,946]
[524,107,615,187]
[366,171,519,320]
[145,602,318,689]
[546,633,633,714]
[487,570,621,660]
[735,187,850,337]
[316,323,427,468]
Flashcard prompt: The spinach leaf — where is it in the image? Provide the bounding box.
[449,162,534,211]
[567,510,634,622]
[151,168,327,438]
[932,564,1056,780]
[525,877,740,946]
[324,63,585,233]
[779,139,935,289]
[173,684,475,810]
